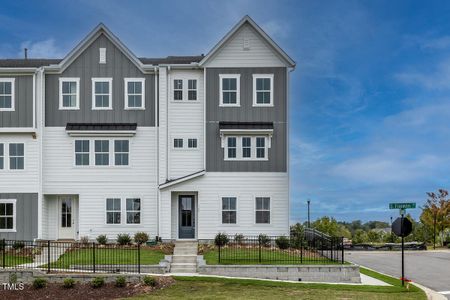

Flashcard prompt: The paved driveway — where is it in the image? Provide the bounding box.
[346,250,450,299]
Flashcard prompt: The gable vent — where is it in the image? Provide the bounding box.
[99,48,106,64]
[243,33,251,50]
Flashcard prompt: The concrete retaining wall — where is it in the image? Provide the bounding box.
[197,256,360,283]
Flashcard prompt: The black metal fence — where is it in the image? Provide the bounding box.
[215,230,344,264]
[1,239,142,273]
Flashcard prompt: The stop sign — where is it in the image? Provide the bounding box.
[392,217,413,237]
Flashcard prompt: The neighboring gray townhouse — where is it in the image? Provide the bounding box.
[0,15,295,241]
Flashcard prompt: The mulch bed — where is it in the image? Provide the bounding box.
[1,276,175,300]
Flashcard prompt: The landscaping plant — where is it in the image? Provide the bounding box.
[258,234,271,247]
[234,233,244,244]
[32,278,47,289]
[96,234,108,245]
[115,276,126,287]
[12,241,25,250]
[214,233,229,247]
[143,275,157,287]
[134,232,149,245]
[80,236,89,246]
[91,277,105,288]
[63,278,75,288]
[117,234,132,245]
[275,236,290,250]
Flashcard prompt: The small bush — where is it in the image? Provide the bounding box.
[0,239,5,248]
[258,234,271,247]
[12,241,25,250]
[143,275,157,287]
[63,278,75,288]
[80,236,89,245]
[214,233,229,247]
[91,277,105,288]
[115,276,126,287]
[275,236,290,250]
[32,277,47,289]
[234,233,244,244]
[96,234,108,245]
[117,234,132,245]
[9,273,17,284]
[134,232,149,245]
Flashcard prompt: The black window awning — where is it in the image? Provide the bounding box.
[219,121,274,130]
[65,123,137,136]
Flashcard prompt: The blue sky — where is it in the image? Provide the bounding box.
[1,0,449,224]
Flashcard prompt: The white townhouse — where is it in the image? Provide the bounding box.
[0,16,295,241]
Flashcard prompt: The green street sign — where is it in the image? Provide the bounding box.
[389,203,416,209]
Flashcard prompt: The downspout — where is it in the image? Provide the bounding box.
[166,66,170,181]
[37,67,44,240]
[154,66,160,238]
[287,67,294,233]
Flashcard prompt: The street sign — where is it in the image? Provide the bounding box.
[392,217,413,237]
[389,203,416,209]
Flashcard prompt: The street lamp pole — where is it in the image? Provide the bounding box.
[307,199,311,228]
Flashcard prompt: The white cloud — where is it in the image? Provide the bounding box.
[19,39,65,58]
[395,57,450,90]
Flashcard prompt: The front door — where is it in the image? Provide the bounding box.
[179,195,195,239]
[58,197,75,239]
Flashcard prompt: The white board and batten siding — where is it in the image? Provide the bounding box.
[204,23,286,68]
[42,127,158,240]
[168,69,204,179]
[160,172,289,240]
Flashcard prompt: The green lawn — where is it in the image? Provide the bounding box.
[1,254,33,267]
[47,248,165,269]
[203,248,340,265]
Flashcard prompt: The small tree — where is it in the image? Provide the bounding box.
[214,233,229,247]
[421,189,450,248]
[352,229,368,244]
[134,232,149,245]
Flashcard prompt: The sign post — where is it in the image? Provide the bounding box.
[389,202,415,287]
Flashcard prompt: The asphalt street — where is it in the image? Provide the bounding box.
[346,250,450,299]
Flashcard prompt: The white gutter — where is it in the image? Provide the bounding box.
[0,68,37,73]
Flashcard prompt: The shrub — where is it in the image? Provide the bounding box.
[91,277,105,288]
[234,233,244,244]
[134,232,149,245]
[275,236,290,250]
[96,234,108,245]
[117,234,132,245]
[143,275,157,287]
[63,278,75,288]
[214,233,229,247]
[80,236,89,245]
[32,277,47,289]
[9,273,17,284]
[115,276,126,287]
[0,239,5,249]
[12,241,25,250]
[258,234,271,247]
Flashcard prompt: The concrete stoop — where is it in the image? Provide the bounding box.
[170,241,198,273]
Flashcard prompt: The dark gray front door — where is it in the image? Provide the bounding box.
[179,195,195,239]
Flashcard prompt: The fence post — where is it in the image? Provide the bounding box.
[47,240,51,273]
[2,239,5,268]
[93,242,96,273]
[218,244,221,263]
[138,243,141,274]
[258,237,262,263]
[300,237,303,264]
[341,237,344,264]
[331,238,334,261]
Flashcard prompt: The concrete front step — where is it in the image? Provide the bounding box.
[172,255,197,263]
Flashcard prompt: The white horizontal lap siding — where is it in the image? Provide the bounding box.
[0,134,39,192]
[159,190,172,239]
[42,127,158,239]
[168,70,204,179]
[167,172,289,239]
[205,24,286,68]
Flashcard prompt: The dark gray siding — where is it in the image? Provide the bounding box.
[0,193,38,240]
[0,75,34,128]
[206,67,287,172]
[45,34,155,126]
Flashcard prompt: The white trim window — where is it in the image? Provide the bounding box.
[92,78,112,109]
[222,197,237,224]
[95,140,109,166]
[0,78,14,111]
[253,74,274,106]
[106,198,121,224]
[219,74,240,106]
[223,136,269,160]
[0,143,3,170]
[173,79,183,100]
[126,198,141,224]
[188,79,197,100]
[188,138,198,149]
[0,199,16,231]
[255,197,270,224]
[173,138,183,148]
[256,137,266,159]
[9,143,24,170]
[124,78,145,109]
[242,137,251,158]
[226,137,237,158]
[59,78,80,109]
[114,140,129,166]
[75,140,90,166]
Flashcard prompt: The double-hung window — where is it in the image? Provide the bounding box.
[256,137,266,158]
[106,198,121,224]
[0,200,15,231]
[253,74,273,106]
[92,78,112,109]
[242,137,251,158]
[95,140,109,166]
[188,138,197,149]
[222,197,237,224]
[173,79,183,100]
[0,143,3,170]
[174,138,183,148]
[9,143,24,170]
[59,78,80,109]
[114,140,129,166]
[125,78,145,109]
[75,140,90,166]
[224,136,268,160]
[227,137,237,158]
[255,197,270,224]
[220,74,240,106]
[0,78,14,111]
[188,79,197,100]
[126,198,141,224]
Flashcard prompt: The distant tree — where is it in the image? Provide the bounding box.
[352,229,368,244]
[367,230,382,243]
[421,189,450,247]
[311,216,351,238]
